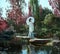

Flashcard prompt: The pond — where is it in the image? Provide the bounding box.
[0,39,60,54]
[0,44,56,54]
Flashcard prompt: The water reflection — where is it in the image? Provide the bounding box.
[27,45,52,54]
[0,44,58,54]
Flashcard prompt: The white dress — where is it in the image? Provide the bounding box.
[26,17,35,38]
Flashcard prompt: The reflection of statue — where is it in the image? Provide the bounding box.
[26,17,35,38]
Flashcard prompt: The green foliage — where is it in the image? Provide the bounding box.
[30,0,54,38]
[35,10,53,38]
[44,14,54,25]
[7,0,60,39]
[30,0,40,20]
[35,11,60,38]
[40,8,52,21]
[7,18,27,35]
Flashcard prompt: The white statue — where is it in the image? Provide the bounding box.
[26,17,35,38]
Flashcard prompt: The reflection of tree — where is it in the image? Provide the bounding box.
[7,52,21,54]
[27,45,52,54]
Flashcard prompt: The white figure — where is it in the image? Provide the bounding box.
[26,17,35,38]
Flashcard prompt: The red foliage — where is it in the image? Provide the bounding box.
[0,17,8,31]
[8,0,27,25]
[8,5,26,24]
[48,0,60,17]
[8,0,42,25]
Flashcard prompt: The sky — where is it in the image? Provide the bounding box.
[39,0,52,10]
[0,0,52,18]
[0,0,12,18]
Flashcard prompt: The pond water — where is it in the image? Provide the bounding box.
[0,44,53,54]
[0,43,60,54]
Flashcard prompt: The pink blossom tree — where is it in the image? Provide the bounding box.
[48,0,60,17]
